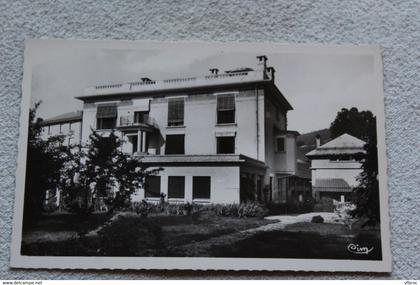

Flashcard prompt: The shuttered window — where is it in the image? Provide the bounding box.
[96,105,117,129]
[168,176,185,199]
[217,95,235,124]
[193,176,211,200]
[168,99,184,126]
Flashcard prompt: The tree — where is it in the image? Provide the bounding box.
[23,102,73,227]
[330,107,376,141]
[68,130,160,215]
[329,107,380,226]
[351,117,380,226]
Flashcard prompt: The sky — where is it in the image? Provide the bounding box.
[30,40,382,133]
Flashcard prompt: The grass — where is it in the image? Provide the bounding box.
[21,212,273,256]
[21,213,382,260]
[213,222,382,260]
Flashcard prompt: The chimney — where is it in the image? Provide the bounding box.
[315,134,321,148]
[209,68,219,75]
[256,55,268,79]
[267,66,275,81]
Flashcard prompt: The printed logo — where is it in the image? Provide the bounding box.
[347,243,374,255]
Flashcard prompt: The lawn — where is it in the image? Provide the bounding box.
[213,222,382,260]
[21,212,274,256]
[21,212,382,260]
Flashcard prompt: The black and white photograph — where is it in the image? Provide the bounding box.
[11,40,391,272]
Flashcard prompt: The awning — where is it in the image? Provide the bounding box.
[313,178,352,193]
[132,99,150,112]
[96,104,117,118]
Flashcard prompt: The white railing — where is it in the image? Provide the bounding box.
[83,70,268,97]
[119,114,158,129]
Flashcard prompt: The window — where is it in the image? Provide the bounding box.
[47,125,51,135]
[167,99,184,126]
[275,137,285,152]
[168,176,185,199]
[134,111,149,124]
[193,176,211,200]
[217,94,235,124]
[144,176,161,198]
[69,122,72,131]
[217,136,235,154]
[59,124,63,134]
[165,134,185,154]
[96,104,117,130]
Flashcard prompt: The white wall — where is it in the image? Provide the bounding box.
[41,121,82,146]
[311,159,363,187]
[132,166,240,204]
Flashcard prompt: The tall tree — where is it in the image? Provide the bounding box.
[23,102,73,227]
[330,107,375,141]
[329,107,380,226]
[351,117,380,226]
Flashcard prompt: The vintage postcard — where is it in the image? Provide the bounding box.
[11,39,391,272]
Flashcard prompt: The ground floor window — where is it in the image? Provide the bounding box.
[193,176,211,200]
[168,176,185,199]
[144,176,161,198]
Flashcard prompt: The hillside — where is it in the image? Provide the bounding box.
[296,128,332,157]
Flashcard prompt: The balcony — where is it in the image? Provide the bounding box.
[118,114,159,131]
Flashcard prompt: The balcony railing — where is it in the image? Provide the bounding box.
[119,114,158,129]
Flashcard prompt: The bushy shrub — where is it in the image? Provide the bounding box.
[200,202,267,218]
[238,202,268,218]
[311,215,324,223]
[131,200,150,217]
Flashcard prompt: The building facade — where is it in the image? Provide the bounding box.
[43,56,310,204]
[306,133,366,202]
[40,111,83,146]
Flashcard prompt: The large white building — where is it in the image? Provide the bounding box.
[42,56,310,204]
[306,133,366,202]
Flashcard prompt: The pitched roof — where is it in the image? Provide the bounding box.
[313,178,352,192]
[306,133,366,158]
[41,111,83,126]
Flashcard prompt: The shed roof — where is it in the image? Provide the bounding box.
[313,178,352,193]
[40,111,83,126]
[306,133,366,158]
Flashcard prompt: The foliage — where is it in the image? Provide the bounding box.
[311,215,324,223]
[237,202,268,217]
[129,201,268,218]
[64,130,161,216]
[23,102,74,227]
[329,107,376,141]
[334,202,356,229]
[351,117,380,226]
[329,107,380,226]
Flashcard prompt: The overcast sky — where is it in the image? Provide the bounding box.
[29,40,382,133]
